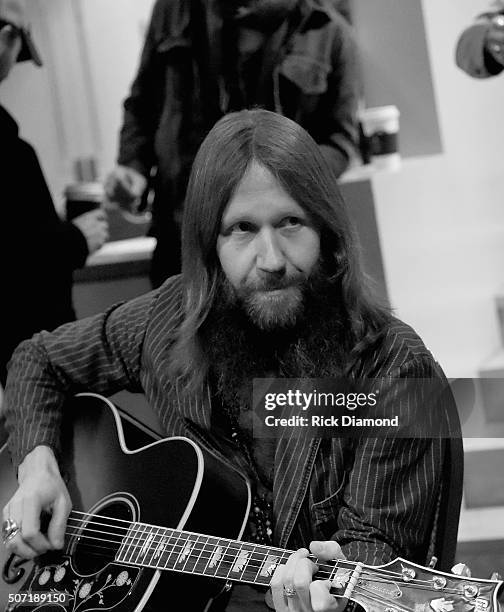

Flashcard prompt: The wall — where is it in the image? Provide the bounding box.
[366,1,504,542]
[371,0,504,379]
[352,0,443,157]
[75,0,156,179]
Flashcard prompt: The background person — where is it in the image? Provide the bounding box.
[456,1,504,77]
[105,0,360,287]
[0,0,109,389]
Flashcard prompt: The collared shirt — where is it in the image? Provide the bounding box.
[5,275,460,568]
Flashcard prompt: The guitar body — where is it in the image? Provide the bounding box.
[0,394,251,611]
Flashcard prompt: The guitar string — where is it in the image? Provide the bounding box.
[63,516,460,587]
[44,528,441,611]
[65,512,427,585]
[66,511,414,584]
[64,522,390,583]
[59,525,464,595]
[65,512,485,590]
[65,511,432,584]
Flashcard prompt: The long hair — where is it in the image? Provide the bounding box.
[170,109,389,391]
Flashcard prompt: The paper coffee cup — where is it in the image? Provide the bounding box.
[358,105,400,171]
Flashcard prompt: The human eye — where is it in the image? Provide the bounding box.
[279,216,303,229]
[228,221,256,234]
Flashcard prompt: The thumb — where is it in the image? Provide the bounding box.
[310,540,345,561]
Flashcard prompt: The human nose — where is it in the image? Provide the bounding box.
[256,228,286,273]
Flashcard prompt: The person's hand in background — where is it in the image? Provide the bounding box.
[72,209,109,255]
[485,14,504,66]
[104,165,147,212]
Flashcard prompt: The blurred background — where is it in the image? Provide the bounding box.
[1,0,503,577]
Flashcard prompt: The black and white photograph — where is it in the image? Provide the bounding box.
[0,1,503,611]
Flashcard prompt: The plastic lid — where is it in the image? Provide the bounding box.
[64,182,104,201]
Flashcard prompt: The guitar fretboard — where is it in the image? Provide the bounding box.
[115,523,341,586]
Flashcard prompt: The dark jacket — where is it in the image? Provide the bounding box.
[6,276,458,566]
[0,105,89,385]
[117,0,360,284]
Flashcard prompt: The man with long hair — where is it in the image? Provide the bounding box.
[3,110,459,612]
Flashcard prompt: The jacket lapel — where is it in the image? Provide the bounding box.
[273,431,321,547]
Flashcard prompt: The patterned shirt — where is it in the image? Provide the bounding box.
[5,275,459,566]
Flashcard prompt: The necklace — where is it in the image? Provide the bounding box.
[224,404,275,546]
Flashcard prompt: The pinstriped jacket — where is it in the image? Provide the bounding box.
[5,276,454,566]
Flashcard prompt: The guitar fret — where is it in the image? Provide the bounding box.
[254,549,289,586]
[201,537,227,577]
[152,527,171,563]
[116,523,294,589]
[140,524,156,564]
[198,537,231,578]
[160,528,183,570]
[131,523,150,565]
[191,535,211,575]
[328,559,341,582]
[229,541,255,582]
[236,542,266,584]
[214,538,235,579]
[143,526,163,566]
[179,534,211,575]
[120,523,143,565]
[174,532,194,568]
[178,533,199,572]
[116,522,135,562]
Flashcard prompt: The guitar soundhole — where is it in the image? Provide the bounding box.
[70,500,134,576]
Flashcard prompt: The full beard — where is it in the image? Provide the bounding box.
[201,267,350,416]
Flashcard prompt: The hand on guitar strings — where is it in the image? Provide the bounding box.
[2,445,71,559]
[270,540,346,612]
[269,542,503,612]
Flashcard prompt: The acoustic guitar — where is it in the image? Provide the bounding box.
[0,394,502,612]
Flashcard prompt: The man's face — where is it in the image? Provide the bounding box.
[0,21,21,82]
[216,162,320,330]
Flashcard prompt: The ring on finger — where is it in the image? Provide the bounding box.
[284,585,297,598]
[490,42,503,54]
[1,518,21,545]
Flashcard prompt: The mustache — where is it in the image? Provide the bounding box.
[243,274,305,293]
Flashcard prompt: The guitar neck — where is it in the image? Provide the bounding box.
[114,522,345,588]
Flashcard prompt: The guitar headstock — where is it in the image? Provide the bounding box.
[328,558,502,612]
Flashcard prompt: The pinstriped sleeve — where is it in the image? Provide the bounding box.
[4,290,158,469]
[334,356,452,565]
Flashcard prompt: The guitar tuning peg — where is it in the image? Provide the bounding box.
[490,572,502,581]
[452,563,472,577]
